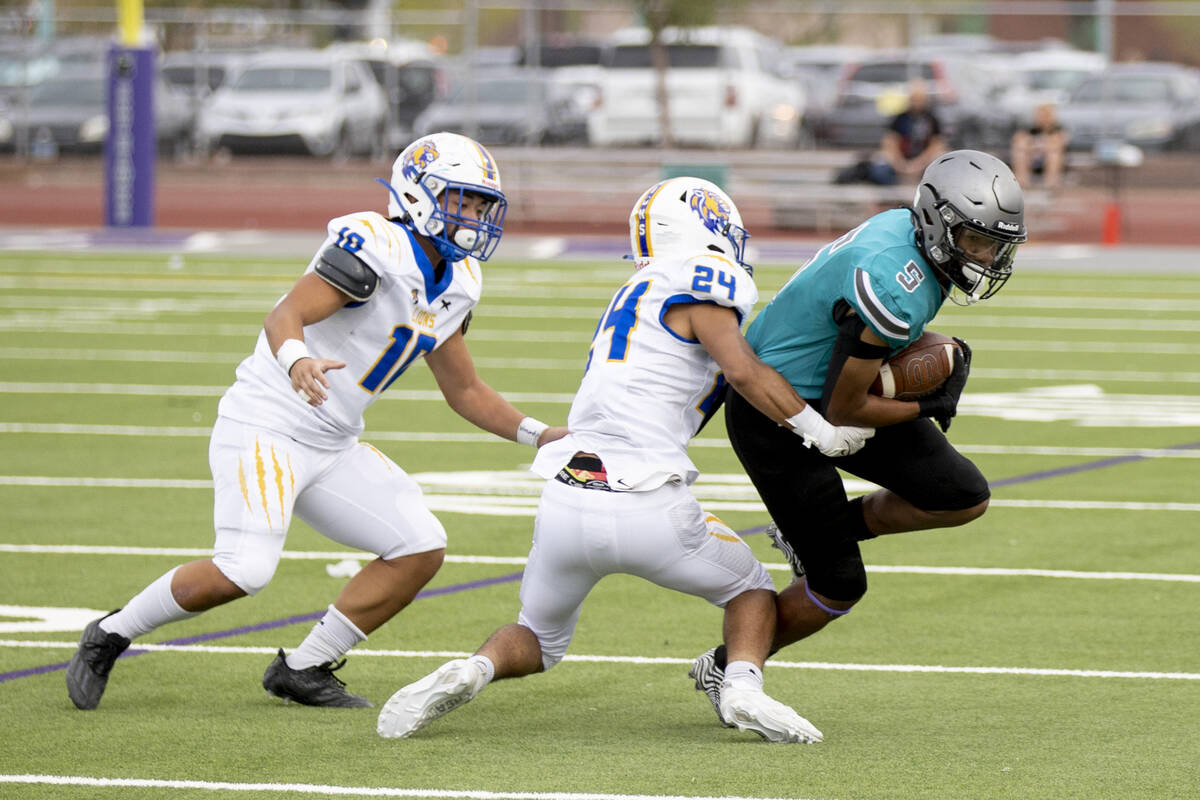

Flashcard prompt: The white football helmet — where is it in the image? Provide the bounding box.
[628,177,751,270]
[382,132,507,262]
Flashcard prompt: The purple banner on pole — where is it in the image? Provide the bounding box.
[104,45,156,227]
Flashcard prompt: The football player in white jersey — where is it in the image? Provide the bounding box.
[376,178,872,743]
[66,132,567,711]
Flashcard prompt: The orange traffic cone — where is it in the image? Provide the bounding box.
[1101,202,1121,246]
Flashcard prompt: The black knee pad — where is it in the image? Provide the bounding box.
[811,556,868,606]
[803,540,868,604]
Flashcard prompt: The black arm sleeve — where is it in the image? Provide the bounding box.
[314,245,379,302]
[819,300,893,414]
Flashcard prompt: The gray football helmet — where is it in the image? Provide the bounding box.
[912,150,1027,305]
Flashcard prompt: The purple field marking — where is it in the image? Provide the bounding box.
[0,571,522,684]
[988,440,1200,488]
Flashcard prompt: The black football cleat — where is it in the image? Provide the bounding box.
[66,610,131,710]
[262,649,372,708]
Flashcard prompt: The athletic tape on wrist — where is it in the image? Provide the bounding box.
[785,405,824,439]
[276,338,311,376]
[516,416,549,448]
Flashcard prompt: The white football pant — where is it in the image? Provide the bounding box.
[208,417,446,595]
[518,479,773,670]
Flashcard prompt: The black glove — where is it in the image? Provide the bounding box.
[917,337,972,432]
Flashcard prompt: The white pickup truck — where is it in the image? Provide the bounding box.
[587,26,805,149]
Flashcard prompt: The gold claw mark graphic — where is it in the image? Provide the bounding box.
[255,439,272,530]
[271,444,286,528]
[237,457,252,514]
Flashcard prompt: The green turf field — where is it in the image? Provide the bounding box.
[1,248,1197,800]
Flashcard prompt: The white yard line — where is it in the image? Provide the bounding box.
[0,641,1195,681]
[7,346,1200,379]
[7,296,1200,330]
[9,280,1200,310]
[3,424,1199,460]
[0,319,594,342]
[931,314,1200,332]
[2,477,1198,513]
[0,775,827,800]
[0,383,579,403]
[1,544,1196,583]
[5,338,1199,362]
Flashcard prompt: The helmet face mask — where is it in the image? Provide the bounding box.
[629,177,752,272]
[913,150,1026,306]
[382,132,508,263]
[939,211,1019,304]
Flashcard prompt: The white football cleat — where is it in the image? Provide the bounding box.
[718,683,823,743]
[376,659,487,739]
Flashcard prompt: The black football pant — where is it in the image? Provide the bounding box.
[724,388,991,602]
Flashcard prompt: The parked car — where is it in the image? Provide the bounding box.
[587,26,805,149]
[819,52,1011,150]
[326,40,446,149]
[515,37,606,124]
[161,50,248,101]
[1056,62,1200,152]
[197,49,388,158]
[994,47,1106,128]
[0,41,60,110]
[413,69,587,146]
[0,67,193,157]
[784,44,870,145]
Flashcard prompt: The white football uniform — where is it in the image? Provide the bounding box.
[219,211,481,450]
[207,212,478,593]
[532,252,757,489]
[522,252,774,670]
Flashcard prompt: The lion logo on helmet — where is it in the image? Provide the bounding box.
[402,139,440,180]
[688,188,731,235]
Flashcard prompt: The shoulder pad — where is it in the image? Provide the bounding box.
[315,245,379,302]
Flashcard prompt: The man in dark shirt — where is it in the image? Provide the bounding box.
[870,80,946,185]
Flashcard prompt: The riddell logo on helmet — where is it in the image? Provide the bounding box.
[995,220,1021,233]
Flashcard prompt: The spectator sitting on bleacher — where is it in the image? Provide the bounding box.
[1010,102,1068,191]
[835,80,946,186]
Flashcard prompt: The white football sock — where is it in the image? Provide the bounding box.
[286,604,367,670]
[723,660,764,691]
[467,654,496,685]
[100,566,198,640]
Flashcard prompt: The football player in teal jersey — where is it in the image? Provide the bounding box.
[689,150,1027,730]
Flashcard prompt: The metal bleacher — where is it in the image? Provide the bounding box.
[490,146,1085,236]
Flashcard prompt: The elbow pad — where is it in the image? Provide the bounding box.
[314,245,379,302]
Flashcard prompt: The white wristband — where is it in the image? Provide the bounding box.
[276,338,312,376]
[516,416,549,448]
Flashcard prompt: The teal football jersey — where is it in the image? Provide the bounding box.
[746,208,945,399]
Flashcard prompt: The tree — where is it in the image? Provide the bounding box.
[633,0,720,148]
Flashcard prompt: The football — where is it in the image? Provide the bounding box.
[869,331,961,401]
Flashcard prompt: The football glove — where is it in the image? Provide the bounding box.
[917,337,971,432]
